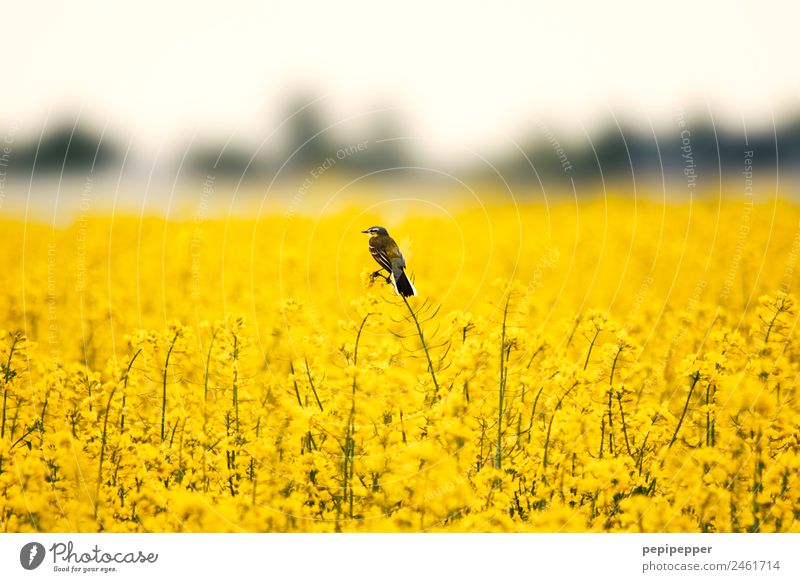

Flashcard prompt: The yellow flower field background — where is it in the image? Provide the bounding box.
[1,193,799,532]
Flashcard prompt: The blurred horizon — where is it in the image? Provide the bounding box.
[1,1,799,219]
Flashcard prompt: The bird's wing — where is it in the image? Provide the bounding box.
[385,239,406,271]
[369,238,393,272]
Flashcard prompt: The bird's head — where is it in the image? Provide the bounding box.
[361,226,388,236]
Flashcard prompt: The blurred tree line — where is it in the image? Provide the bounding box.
[5,96,800,193]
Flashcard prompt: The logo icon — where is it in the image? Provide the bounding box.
[20,542,46,570]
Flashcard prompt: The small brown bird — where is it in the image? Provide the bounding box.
[362,226,417,297]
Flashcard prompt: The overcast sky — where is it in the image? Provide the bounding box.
[2,1,798,160]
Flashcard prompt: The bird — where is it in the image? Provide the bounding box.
[361,226,417,297]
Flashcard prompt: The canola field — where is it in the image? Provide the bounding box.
[0,195,799,532]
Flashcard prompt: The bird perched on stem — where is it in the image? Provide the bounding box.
[362,226,417,297]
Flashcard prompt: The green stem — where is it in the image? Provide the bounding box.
[526,386,545,444]
[339,314,368,524]
[598,416,605,458]
[1,332,21,440]
[763,304,784,344]
[0,389,6,441]
[495,295,510,469]
[232,334,239,434]
[304,357,323,411]
[98,349,141,505]
[606,390,615,456]
[203,331,217,405]
[706,383,716,447]
[617,392,633,457]
[401,296,441,403]
[290,361,303,406]
[584,329,600,370]
[9,421,40,451]
[668,372,700,448]
[160,333,179,443]
[542,382,578,470]
[609,347,622,385]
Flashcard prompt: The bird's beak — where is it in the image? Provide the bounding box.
[361,229,370,234]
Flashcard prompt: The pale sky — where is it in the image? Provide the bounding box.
[2,0,798,160]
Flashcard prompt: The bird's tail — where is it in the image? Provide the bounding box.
[392,270,417,297]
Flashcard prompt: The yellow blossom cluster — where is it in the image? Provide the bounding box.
[0,196,798,532]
